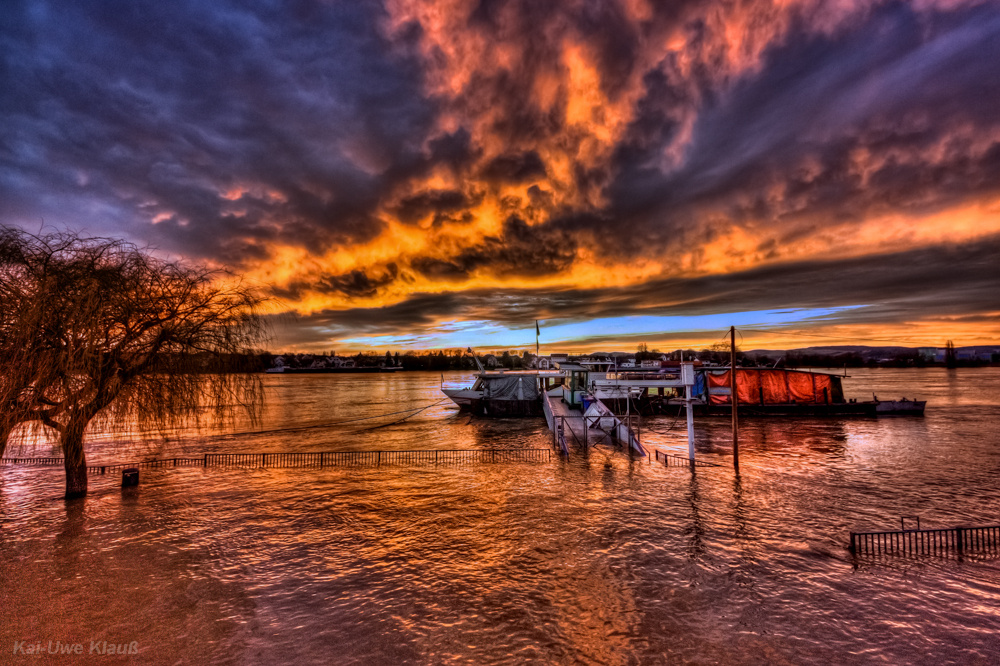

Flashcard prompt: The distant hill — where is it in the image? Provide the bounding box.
[744,345,999,360]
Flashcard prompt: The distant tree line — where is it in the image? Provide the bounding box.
[260,344,999,371]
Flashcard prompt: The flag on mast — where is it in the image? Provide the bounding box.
[535,320,540,356]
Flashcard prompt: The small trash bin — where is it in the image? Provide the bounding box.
[122,468,139,487]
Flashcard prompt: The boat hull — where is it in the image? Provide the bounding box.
[266,367,400,374]
[875,400,926,415]
[693,402,878,417]
[441,389,543,416]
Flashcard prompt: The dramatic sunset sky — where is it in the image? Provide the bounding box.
[2,0,999,351]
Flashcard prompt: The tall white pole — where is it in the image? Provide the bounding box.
[681,362,696,465]
[686,384,695,463]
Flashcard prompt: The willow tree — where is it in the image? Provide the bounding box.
[0,228,63,456]
[0,229,268,498]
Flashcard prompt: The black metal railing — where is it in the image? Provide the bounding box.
[652,449,721,468]
[850,524,1000,558]
[1,448,553,475]
[548,413,643,450]
[0,456,64,466]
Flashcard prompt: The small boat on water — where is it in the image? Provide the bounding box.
[874,396,927,415]
[441,349,563,416]
[441,371,553,416]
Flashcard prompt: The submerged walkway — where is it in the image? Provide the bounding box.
[543,389,645,456]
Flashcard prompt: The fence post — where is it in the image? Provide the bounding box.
[956,527,964,560]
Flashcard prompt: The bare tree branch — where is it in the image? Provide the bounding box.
[0,227,269,498]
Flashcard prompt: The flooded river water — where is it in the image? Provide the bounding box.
[2,368,999,664]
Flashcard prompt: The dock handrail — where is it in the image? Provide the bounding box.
[541,389,569,455]
[583,397,645,457]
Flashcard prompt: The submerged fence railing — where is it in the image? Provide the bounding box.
[1,448,553,474]
[653,449,721,468]
[850,524,1000,559]
[3,447,728,474]
[1,457,64,466]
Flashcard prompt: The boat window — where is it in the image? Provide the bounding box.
[569,371,583,391]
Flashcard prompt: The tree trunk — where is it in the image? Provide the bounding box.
[0,423,11,461]
[62,419,88,500]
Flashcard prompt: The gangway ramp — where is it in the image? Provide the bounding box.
[544,388,645,456]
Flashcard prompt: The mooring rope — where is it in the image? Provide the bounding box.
[356,399,450,431]
[214,397,451,439]
[652,404,686,433]
[0,398,455,459]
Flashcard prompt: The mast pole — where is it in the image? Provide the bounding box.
[730,326,739,473]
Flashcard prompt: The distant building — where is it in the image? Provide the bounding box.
[917,348,945,362]
[955,349,992,362]
[534,356,553,370]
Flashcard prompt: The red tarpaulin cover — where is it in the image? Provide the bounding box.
[737,369,761,404]
[759,370,790,404]
[813,373,833,403]
[707,371,731,405]
[707,369,835,404]
[786,371,816,403]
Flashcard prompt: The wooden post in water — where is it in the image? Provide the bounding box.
[730,326,740,473]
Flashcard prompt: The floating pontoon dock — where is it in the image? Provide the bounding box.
[541,361,701,460]
[543,388,645,456]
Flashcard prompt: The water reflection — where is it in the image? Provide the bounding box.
[53,498,87,576]
[2,369,1000,664]
[685,473,706,562]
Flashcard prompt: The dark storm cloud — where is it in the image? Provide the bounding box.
[602,2,1000,253]
[5,0,997,257]
[410,214,577,281]
[480,151,546,184]
[393,189,480,226]
[315,263,401,300]
[0,0,443,262]
[2,0,999,346]
[288,234,1000,345]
